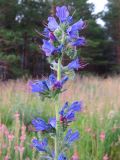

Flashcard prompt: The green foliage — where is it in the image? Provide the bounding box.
[101,0,120,72]
[0,0,50,78]
[0,53,19,64]
[102,0,120,39]
[0,52,29,78]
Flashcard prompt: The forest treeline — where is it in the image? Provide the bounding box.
[0,0,120,79]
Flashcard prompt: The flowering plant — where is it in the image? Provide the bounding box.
[30,6,86,160]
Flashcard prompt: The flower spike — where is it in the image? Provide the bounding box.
[31,5,87,159]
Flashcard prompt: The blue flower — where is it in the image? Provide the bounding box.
[48,17,59,31]
[64,129,80,145]
[32,118,55,132]
[67,19,86,33]
[67,30,79,39]
[43,29,57,42]
[57,44,64,53]
[69,101,82,112]
[49,32,57,42]
[61,76,69,85]
[30,80,49,93]
[58,153,68,160]
[49,74,57,85]
[67,58,80,70]
[56,6,69,22]
[59,101,82,123]
[49,74,68,90]
[43,28,50,38]
[32,138,48,152]
[30,74,68,95]
[53,81,62,90]
[67,19,86,39]
[67,16,73,24]
[70,37,86,47]
[42,40,64,57]
[42,40,56,56]
[49,117,56,128]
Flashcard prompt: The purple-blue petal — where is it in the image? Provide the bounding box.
[53,81,62,89]
[71,37,86,47]
[32,118,51,131]
[49,74,57,84]
[60,76,69,85]
[43,28,50,38]
[68,19,86,33]
[64,129,72,141]
[42,81,50,90]
[67,29,79,39]
[67,16,73,24]
[49,117,56,128]
[49,32,57,41]
[32,138,48,152]
[67,58,80,70]
[31,80,49,93]
[57,44,64,53]
[56,6,69,22]
[65,110,75,121]
[58,153,68,160]
[59,102,69,116]
[64,130,80,145]
[69,101,83,112]
[42,138,48,146]
[42,40,56,56]
[48,17,59,31]
[68,131,80,144]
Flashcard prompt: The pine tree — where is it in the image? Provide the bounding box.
[0,0,50,78]
[103,0,120,67]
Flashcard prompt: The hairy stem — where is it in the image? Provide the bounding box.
[55,58,61,160]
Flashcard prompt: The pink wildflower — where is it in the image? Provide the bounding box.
[21,125,26,132]
[2,143,7,149]
[0,124,4,131]
[14,145,19,152]
[100,131,105,142]
[14,112,20,120]
[85,127,92,133]
[4,128,9,136]
[103,154,109,160]
[71,150,79,160]
[21,125,26,136]
[20,135,26,142]
[4,155,9,160]
[19,146,25,153]
[8,134,14,141]
[0,124,7,134]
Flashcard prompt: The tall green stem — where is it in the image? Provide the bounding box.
[55,58,61,160]
[57,58,61,81]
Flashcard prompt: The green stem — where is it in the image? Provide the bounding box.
[55,58,61,160]
[57,58,61,81]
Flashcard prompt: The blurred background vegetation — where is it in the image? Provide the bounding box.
[0,0,120,79]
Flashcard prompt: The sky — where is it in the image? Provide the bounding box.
[88,0,108,13]
[88,0,108,26]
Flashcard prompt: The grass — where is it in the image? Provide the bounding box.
[0,75,120,160]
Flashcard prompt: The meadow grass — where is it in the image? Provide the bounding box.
[0,76,120,160]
